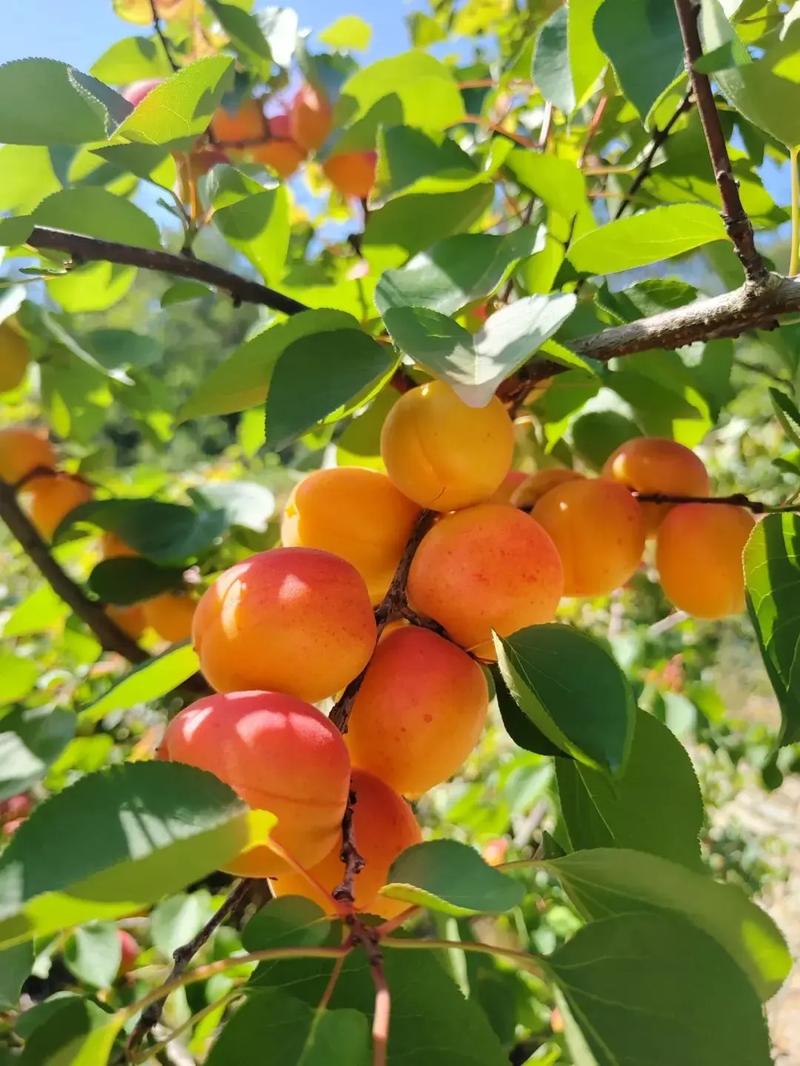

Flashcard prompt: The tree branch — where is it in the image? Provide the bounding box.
[673,0,768,282]
[633,491,800,514]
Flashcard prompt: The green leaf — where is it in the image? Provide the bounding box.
[495,625,635,777]
[533,0,604,115]
[265,329,395,448]
[243,896,332,953]
[0,59,128,146]
[151,892,213,959]
[0,708,76,801]
[0,943,32,1007]
[594,0,685,120]
[31,187,161,250]
[88,557,185,605]
[193,481,275,532]
[548,912,772,1065]
[556,710,704,870]
[90,37,172,83]
[384,293,576,407]
[0,762,272,948]
[91,140,176,185]
[375,228,540,316]
[492,667,562,756]
[571,410,641,470]
[320,15,373,51]
[114,56,233,149]
[78,643,200,725]
[364,184,493,257]
[381,840,524,916]
[54,498,227,564]
[208,2,271,72]
[506,149,593,231]
[744,513,800,746]
[376,126,478,198]
[161,280,213,306]
[17,997,121,1066]
[178,310,357,422]
[770,387,800,449]
[64,922,121,988]
[85,328,160,370]
[210,167,289,284]
[568,204,727,274]
[545,848,791,1001]
[0,653,38,708]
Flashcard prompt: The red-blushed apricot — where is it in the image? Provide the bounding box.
[281,467,421,603]
[532,478,645,597]
[269,769,422,918]
[101,531,138,560]
[159,690,351,876]
[0,427,55,484]
[345,626,489,796]
[192,547,376,701]
[488,470,527,504]
[122,78,162,107]
[380,381,514,511]
[253,139,306,178]
[21,474,93,540]
[289,84,332,151]
[117,930,139,976]
[188,143,230,178]
[143,592,196,643]
[655,503,754,618]
[0,322,30,393]
[323,151,377,200]
[407,504,563,660]
[511,468,583,509]
[108,604,146,640]
[211,99,266,144]
[603,436,710,534]
[268,113,291,139]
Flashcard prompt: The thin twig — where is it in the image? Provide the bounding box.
[632,490,800,514]
[381,936,546,978]
[149,0,180,73]
[578,94,609,167]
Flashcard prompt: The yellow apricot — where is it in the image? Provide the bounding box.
[407,503,564,659]
[0,427,55,484]
[0,322,30,393]
[192,547,376,702]
[346,626,489,796]
[380,381,514,511]
[22,474,93,540]
[511,468,583,510]
[322,152,377,200]
[289,84,332,152]
[655,503,754,618]
[211,99,265,144]
[603,437,710,534]
[532,478,645,597]
[143,592,196,643]
[107,604,146,640]
[270,769,422,918]
[281,467,421,603]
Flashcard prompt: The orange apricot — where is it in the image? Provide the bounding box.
[192,547,376,701]
[289,84,332,151]
[253,139,306,178]
[0,322,30,393]
[488,470,527,505]
[655,503,754,618]
[101,531,138,560]
[345,626,489,796]
[323,151,377,200]
[532,478,645,597]
[0,427,55,484]
[281,467,421,603]
[143,592,196,643]
[407,504,564,659]
[511,468,583,509]
[22,474,93,540]
[107,604,146,640]
[270,769,422,918]
[160,690,351,876]
[380,381,514,511]
[211,99,266,144]
[603,437,710,533]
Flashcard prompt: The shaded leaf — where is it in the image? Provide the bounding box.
[88,557,185,605]
[0,707,76,801]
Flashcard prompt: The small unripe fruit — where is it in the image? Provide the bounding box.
[122,78,162,107]
[323,151,377,200]
[656,503,754,618]
[511,468,583,510]
[270,769,422,918]
[211,99,266,144]
[22,474,93,540]
[0,427,55,484]
[289,84,332,151]
[160,690,351,876]
[407,504,564,659]
[117,930,139,975]
[0,794,31,823]
[533,478,645,597]
[346,626,489,796]
[143,592,196,643]
[193,547,376,702]
[603,437,710,534]
[281,467,421,603]
[380,381,514,511]
[108,604,146,640]
[0,322,30,393]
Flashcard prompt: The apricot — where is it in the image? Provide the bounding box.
[281,467,421,603]
[0,322,30,393]
[323,151,377,200]
[253,139,306,178]
[160,690,351,876]
[122,78,162,107]
[270,769,422,918]
[114,0,190,24]
[0,427,55,485]
[107,604,146,640]
[192,547,376,701]
[211,99,266,144]
[22,474,93,540]
[603,437,710,533]
[143,592,196,643]
[655,503,754,618]
[101,531,138,560]
[511,468,583,509]
[532,478,645,597]
[117,930,139,976]
[345,626,489,795]
[380,381,514,511]
[488,470,527,505]
[289,84,332,151]
[407,504,564,659]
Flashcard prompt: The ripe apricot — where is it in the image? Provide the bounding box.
[160,690,351,876]
[270,769,422,918]
[253,139,306,178]
[117,930,139,976]
[656,503,754,618]
[0,427,55,484]
[108,604,146,640]
[101,531,138,560]
[0,322,30,393]
[192,547,376,701]
[345,626,489,795]
[511,468,583,509]
[323,151,377,200]
[143,592,196,643]
[22,474,93,540]
[603,437,710,533]
[407,504,564,659]
[488,470,527,504]
[211,99,266,144]
[380,381,514,511]
[281,468,421,603]
[289,84,332,151]
[532,478,645,597]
